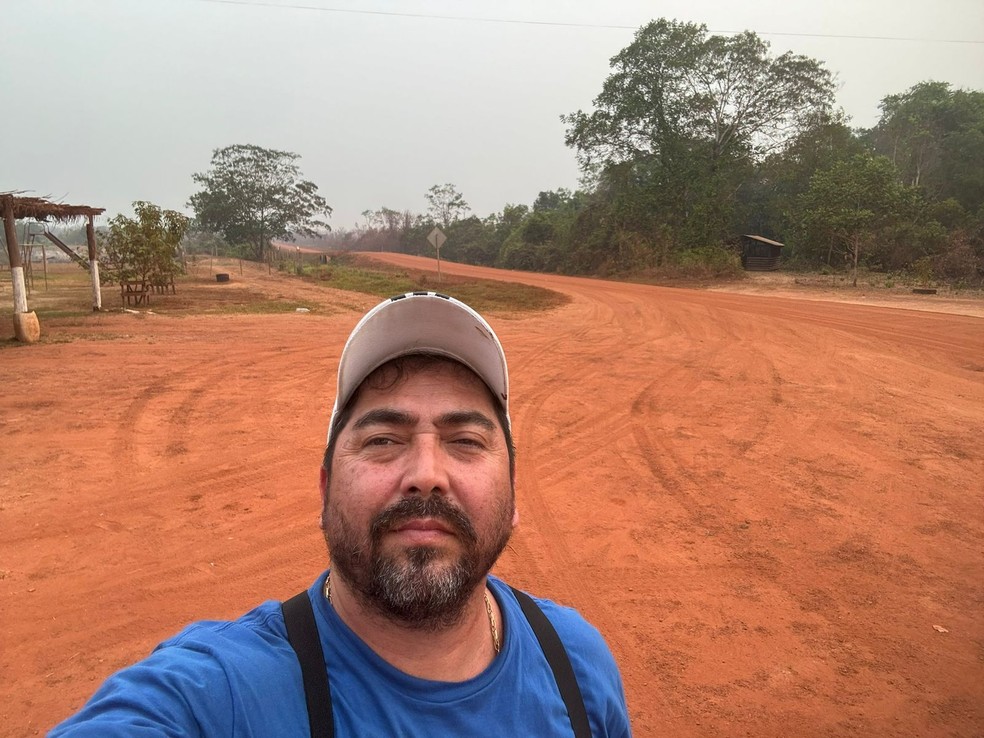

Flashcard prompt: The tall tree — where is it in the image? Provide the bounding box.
[563,20,834,169]
[870,82,984,211]
[465,204,529,267]
[188,144,332,261]
[562,19,834,253]
[425,183,470,229]
[532,188,585,214]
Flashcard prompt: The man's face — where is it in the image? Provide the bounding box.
[322,359,517,628]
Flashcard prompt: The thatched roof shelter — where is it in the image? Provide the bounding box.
[0,192,105,223]
[3,192,107,329]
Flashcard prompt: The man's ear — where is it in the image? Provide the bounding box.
[319,467,329,506]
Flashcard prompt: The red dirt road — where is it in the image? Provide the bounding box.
[2,255,982,736]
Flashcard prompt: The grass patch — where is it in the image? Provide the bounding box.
[209,298,305,315]
[308,264,413,295]
[301,254,567,314]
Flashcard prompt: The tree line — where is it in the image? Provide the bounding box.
[104,18,983,288]
[327,20,982,286]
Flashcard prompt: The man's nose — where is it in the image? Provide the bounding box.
[403,434,450,496]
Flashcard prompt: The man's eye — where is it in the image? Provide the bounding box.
[365,436,396,447]
[451,437,484,448]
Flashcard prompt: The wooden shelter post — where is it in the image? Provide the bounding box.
[2,196,29,313]
[86,215,102,310]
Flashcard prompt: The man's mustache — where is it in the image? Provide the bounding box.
[370,495,478,545]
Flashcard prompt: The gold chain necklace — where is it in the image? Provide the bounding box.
[324,573,500,654]
[484,590,501,654]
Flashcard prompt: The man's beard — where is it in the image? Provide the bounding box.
[323,493,513,630]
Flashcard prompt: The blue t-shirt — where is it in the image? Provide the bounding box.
[50,573,631,737]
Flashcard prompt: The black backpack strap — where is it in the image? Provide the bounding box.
[281,591,334,738]
[510,586,592,738]
[282,585,589,738]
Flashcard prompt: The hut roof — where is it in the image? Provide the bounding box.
[743,234,784,248]
[1,192,105,222]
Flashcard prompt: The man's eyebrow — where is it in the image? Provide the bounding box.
[435,410,496,431]
[351,408,418,430]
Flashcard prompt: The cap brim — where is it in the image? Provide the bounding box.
[328,292,508,442]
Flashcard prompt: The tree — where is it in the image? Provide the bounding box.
[870,82,984,211]
[188,144,332,261]
[795,154,918,285]
[563,20,834,169]
[356,207,426,253]
[532,188,585,214]
[101,201,189,286]
[746,111,867,243]
[496,191,586,272]
[469,204,529,267]
[442,216,491,264]
[425,184,470,229]
[562,19,834,253]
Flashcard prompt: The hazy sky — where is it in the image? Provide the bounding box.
[2,0,982,231]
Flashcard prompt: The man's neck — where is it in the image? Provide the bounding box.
[327,573,502,681]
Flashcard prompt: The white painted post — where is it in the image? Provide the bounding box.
[90,260,102,310]
[86,216,102,311]
[11,266,28,313]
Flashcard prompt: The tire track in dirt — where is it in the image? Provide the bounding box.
[111,353,231,476]
[500,334,617,594]
[17,334,342,730]
[489,284,666,644]
[687,292,982,361]
[500,282,724,708]
[507,287,747,724]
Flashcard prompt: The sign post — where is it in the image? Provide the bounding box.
[427,227,447,283]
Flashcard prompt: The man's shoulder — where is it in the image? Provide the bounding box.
[49,597,308,736]
[512,590,599,636]
[161,597,291,660]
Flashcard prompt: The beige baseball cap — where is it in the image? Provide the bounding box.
[327,291,509,443]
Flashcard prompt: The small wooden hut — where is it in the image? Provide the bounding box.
[741,234,784,271]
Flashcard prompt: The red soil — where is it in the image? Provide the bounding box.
[2,255,982,736]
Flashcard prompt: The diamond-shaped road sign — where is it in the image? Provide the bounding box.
[427,227,447,251]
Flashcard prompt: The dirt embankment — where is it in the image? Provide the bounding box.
[2,256,982,736]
